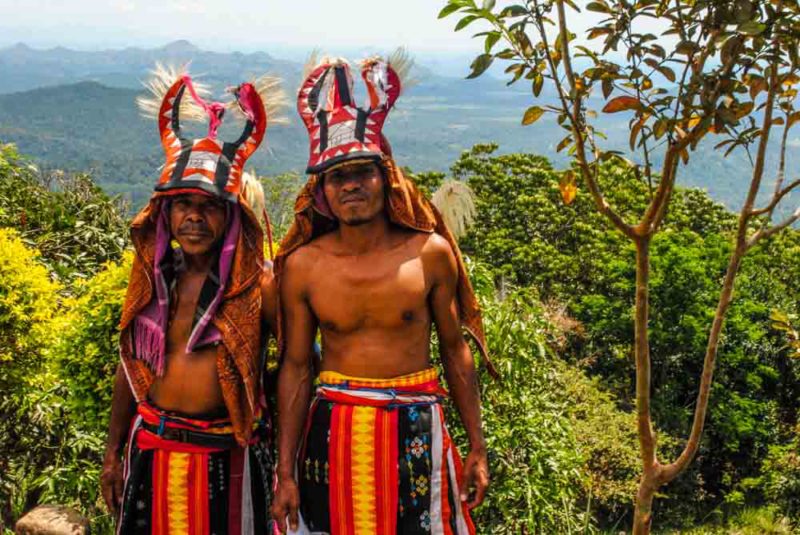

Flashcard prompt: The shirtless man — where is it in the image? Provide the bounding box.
[101,70,280,534]
[271,55,491,534]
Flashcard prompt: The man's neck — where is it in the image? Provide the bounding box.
[336,213,392,255]
[182,250,217,275]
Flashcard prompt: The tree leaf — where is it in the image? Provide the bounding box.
[602,79,614,99]
[485,31,502,53]
[658,66,676,83]
[533,73,544,96]
[467,54,494,79]
[602,96,641,113]
[586,1,610,13]
[455,15,479,31]
[738,20,766,35]
[559,171,578,205]
[676,40,699,55]
[522,106,545,125]
[483,0,496,11]
[438,3,462,18]
[629,115,647,150]
[500,4,528,17]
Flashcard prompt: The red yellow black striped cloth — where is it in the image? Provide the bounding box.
[117,402,274,535]
[296,368,476,535]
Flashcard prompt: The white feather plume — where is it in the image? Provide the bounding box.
[226,74,289,126]
[387,47,418,94]
[241,171,267,231]
[301,51,350,84]
[136,62,210,122]
[431,180,477,240]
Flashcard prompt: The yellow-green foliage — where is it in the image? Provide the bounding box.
[0,227,59,387]
[51,252,132,434]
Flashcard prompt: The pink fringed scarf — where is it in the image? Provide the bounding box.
[132,201,241,376]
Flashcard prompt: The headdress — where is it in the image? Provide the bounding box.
[297,50,413,174]
[137,63,284,200]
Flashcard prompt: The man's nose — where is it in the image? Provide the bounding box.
[341,178,362,191]
[184,208,205,222]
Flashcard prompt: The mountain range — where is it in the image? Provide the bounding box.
[0,40,794,213]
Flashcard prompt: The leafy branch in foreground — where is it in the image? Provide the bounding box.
[441,0,800,532]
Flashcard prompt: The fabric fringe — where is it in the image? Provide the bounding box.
[134,314,166,376]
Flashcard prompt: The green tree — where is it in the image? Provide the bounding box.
[0,143,128,282]
[442,0,800,531]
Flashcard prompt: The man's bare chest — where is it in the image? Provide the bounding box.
[308,254,431,333]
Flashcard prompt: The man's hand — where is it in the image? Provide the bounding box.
[460,447,489,510]
[100,451,124,519]
[271,476,300,533]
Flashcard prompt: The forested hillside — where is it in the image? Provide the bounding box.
[0,42,793,213]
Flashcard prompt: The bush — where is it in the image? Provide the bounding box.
[760,426,800,520]
[51,252,132,435]
[448,262,643,533]
[0,228,60,526]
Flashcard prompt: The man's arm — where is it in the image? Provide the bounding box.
[101,363,137,518]
[270,252,318,533]
[426,234,489,509]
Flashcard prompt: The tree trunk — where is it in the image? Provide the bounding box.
[632,236,657,535]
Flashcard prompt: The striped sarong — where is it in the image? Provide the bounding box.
[117,402,274,535]
[297,368,476,535]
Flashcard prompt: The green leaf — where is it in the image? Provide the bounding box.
[467,54,494,79]
[533,73,544,96]
[438,3,462,18]
[522,106,545,125]
[737,20,766,35]
[455,15,479,31]
[485,31,502,54]
[500,4,528,17]
[482,0,496,10]
[586,1,610,13]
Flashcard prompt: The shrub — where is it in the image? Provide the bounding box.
[0,228,60,526]
[51,252,132,435]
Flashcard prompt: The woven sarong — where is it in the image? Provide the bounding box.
[297,368,476,535]
[117,402,274,535]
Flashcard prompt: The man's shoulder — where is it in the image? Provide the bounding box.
[284,236,329,271]
[419,232,455,258]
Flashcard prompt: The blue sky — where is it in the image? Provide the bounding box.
[0,0,486,54]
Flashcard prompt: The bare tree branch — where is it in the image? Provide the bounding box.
[748,208,800,248]
[751,178,800,217]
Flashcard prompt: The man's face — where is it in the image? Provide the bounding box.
[169,193,227,256]
[322,162,385,226]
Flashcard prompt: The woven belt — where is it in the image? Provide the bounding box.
[141,422,238,449]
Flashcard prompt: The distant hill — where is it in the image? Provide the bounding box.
[0,40,301,94]
[0,41,795,213]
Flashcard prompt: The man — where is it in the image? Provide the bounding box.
[100,68,282,534]
[271,54,497,534]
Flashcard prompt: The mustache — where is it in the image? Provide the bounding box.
[340,193,367,203]
[177,222,212,235]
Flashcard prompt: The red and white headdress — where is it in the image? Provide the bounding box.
[297,50,413,174]
[138,64,285,201]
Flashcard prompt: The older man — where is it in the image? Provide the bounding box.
[101,69,281,534]
[271,54,496,535]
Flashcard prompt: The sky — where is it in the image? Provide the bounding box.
[0,0,489,55]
